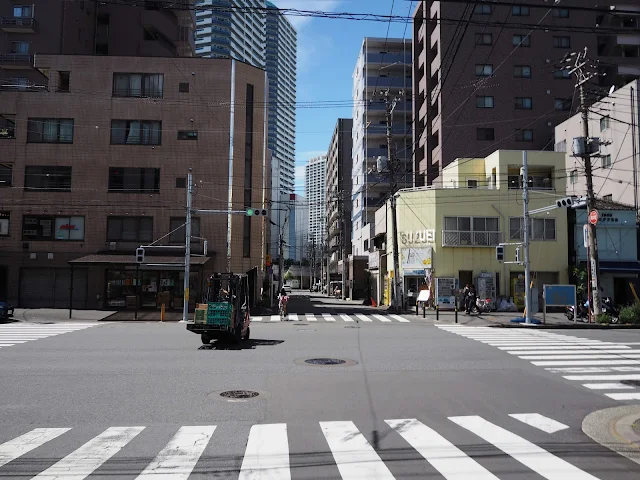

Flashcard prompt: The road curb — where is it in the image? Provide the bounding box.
[582,405,640,466]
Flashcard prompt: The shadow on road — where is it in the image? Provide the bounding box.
[199,339,285,351]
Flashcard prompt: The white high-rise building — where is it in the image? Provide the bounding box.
[305,154,327,247]
[351,37,412,256]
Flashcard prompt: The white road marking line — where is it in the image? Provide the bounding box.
[239,423,290,480]
[508,414,570,434]
[270,315,281,322]
[605,392,640,400]
[355,314,373,322]
[136,426,216,479]
[564,373,640,381]
[583,383,634,390]
[251,317,263,322]
[320,421,394,479]
[389,314,410,323]
[322,314,336,322]
[450,416,598,480]
[498,345,630,351]
[372,314,391,323]
[340,314,354,322]
[484,343,610,348]
[512,351,640,357]
[534,360,640,367]
[34,426,145,480]
[522,354,640,360]
[289,314,299,321]
[305,314,317,322]
[386,418,498,479]
[0,428,71,468]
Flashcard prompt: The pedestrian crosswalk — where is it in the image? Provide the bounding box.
[437,325,640,401]
[251,313,411,323]
[0,413,613,478]
[0,323,100,350]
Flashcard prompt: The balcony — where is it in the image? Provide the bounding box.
[442,231,503,247]
[366,124,409,136]
[0,54,34,69]
[1,16,36,33]
[366,76,410,89]
[366,52,412,65]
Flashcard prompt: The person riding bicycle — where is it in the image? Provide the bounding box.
[278,288,289,318]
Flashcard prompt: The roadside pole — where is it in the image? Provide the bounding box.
[522,152,532,324]
[181,169,193,323]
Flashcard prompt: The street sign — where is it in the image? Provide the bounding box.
[266,254,271,266]
[583,224,588,247]
[588,209,599,225]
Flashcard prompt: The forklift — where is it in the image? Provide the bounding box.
[186,273,251,344]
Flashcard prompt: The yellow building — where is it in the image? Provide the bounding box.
[378,150,569,308]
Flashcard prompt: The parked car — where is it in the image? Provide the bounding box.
[0,301,14,321]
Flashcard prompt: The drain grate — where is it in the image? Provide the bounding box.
[305,358,346,365]
[220,390,259,399]
[621,380,640,387]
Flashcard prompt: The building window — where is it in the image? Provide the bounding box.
[169,217,201,243]
[112,73,164,98]
[177,130,198,140]
[601,154,612,169]
[553,36,571,48]
[570,169,578,184]
[553,69,571,79]
[179,82,190,93]
[474,3,492,14]
[0,163,12,187]
[512,5,530,16]
[108,167,160,193]
[477,128,494,140]
[555,140,567,152]
[553,8,570,18]
[603,194,613,201]
[554,98,572,111]
[0,211,9,236]
[513,35,531,47]
[0,115,16,139]
[467,179,478,188]
[175,177,186,188]
[58,71,70,92]
[13,5,32,17]
[107,216,153,242]
[22,215,84,241]
[513,65,532,78]
[443,216,500,246]
[600,116,610,131]
[476,96,494,108]
[24,166,72,192]
[111,120,162,145]
[515,128,533,142]
[515,97,533,110]
[27,118,74,143]
[475,64,493,76]
[10,41,29,54]
[509,217,556,240]
[475,33,492,45]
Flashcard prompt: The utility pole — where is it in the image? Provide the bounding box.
[182,169,193,323]
[340,189,347,300]
[522,152,532,324]
[567,47,602,315]
[278,206,289,294]
[381,88,404,313]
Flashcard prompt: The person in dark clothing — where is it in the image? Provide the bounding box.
[465,284,477,314]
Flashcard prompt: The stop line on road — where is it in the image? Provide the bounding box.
[0,412,604,479]
[251,313,411,323]
[437,325,640,401]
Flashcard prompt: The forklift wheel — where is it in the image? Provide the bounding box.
[244,327,250,341]
[233,325,242,343]
[200,334,211,345]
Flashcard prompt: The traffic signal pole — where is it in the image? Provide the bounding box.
[182,170,193,323]
[522,151,532,325]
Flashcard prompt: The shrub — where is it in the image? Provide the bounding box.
[619,302,640,325]
[595,313,611,324]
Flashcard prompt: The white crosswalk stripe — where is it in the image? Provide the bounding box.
[289,313,299,321]
[248,313,412,323]
[0,413,610,479]
[322,313,336,322]
[0,323,100,350]
[437,325,640,402]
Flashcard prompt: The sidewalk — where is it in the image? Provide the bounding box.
[10,308,114,323]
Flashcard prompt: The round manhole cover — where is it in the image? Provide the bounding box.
[621,380,640,387]
[220,390,259,399]
[305,358,347,365]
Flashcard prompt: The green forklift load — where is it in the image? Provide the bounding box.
[186,272,251,344]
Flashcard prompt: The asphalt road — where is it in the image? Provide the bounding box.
[1,291,639,478]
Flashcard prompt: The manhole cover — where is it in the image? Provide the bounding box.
[220,390,259,399]
[305,358,346,365]
[621,380,640,387]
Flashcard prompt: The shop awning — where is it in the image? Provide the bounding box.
[69,255,211,266]
[599,261,640,273]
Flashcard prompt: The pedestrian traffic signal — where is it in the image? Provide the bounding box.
[135,247,145,263]
[246,208,268,216]
[495,246,504,262]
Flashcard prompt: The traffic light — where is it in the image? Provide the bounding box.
[135,247,145,263]
[515,247,521,263]
[246,208,268,216]
[495,246,504,262]
[556,196,575,208]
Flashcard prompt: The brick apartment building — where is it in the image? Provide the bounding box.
[0,1,270,310]
[412,0,640,186]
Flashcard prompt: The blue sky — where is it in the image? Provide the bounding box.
[277,0,415,194]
